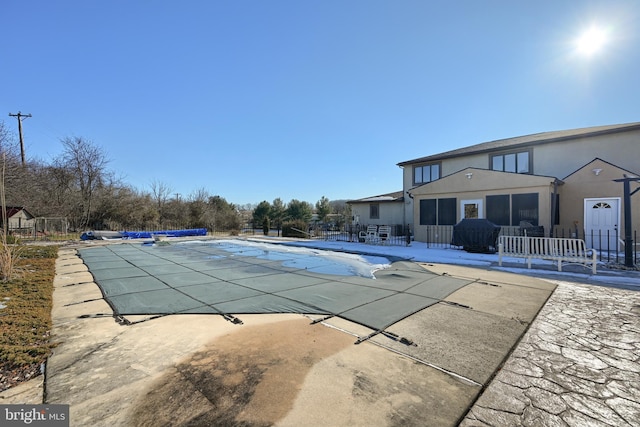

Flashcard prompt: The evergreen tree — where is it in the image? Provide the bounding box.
[315,196,331,223]
[286,199,313,222]
[252,201,271,229]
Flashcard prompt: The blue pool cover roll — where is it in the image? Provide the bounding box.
[81,228,208,240]
[120,228,208,239]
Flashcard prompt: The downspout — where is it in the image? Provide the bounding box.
[406,191,414,242]
[550,179,559,238]
[403,192,407,230]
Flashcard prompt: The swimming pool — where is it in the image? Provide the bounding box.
[178,239,392,278]
[78,238,474,331]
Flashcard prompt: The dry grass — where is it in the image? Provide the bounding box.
[0,245,58,392]
[0,237,23,282]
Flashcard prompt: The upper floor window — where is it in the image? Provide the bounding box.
[414,163,440,184]
[491,150,530,174]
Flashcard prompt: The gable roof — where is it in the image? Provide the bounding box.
[2,206,34,219]
[408,167,559,196]
[348,191,404,204]
[397,122,640,167]
[562,157,640,181]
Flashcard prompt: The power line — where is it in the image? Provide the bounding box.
[8,111,32,166]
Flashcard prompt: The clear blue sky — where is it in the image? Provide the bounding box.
[2,1,639,206]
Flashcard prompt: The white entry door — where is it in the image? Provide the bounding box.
[584,198,620,251]
[460,199,483,221]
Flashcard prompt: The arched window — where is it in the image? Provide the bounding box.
[592,202,611,209]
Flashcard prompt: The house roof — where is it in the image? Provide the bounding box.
[408,167,560,196]
[562,157,640,181]
[397,122,640,167]
[348,191,404,204]
[2,206,34,218]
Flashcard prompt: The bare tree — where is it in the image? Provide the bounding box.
[94,184,158,230]
[0,121,10,152]
[0,121,28,205]
[188,187,210,228]
[56,136,110,229]
[330,199,352,228]
[150,179,172,227]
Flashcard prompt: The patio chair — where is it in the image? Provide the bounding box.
[378,225,392,245]
[365,225,379,244]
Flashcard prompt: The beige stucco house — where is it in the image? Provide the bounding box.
[396,122,640,249]
[347,191,405,226]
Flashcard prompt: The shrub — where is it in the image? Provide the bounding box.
[282,220,309,238]
[5,235,21,245]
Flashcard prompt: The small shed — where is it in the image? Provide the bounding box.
[2,206,36,231]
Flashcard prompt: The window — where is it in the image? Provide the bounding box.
[419,198,456,225]
[512,193,538,225]
[464,203,478,219]
[438,198,457,225]
[413,163,441,184]
[486,195,510,225]
[485,193,542,226]
[491,150,530,173]
[593,202,612,209]
[419,199,436,225]
[369,204,379,219]
[460,199,483,220]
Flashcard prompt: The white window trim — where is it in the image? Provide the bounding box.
[460,199,483,221]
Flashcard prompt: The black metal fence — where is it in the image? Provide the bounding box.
[11,219,638,267]
[552,227,638,266]
[313,223,638,267]
[420,225,638,266]
[312,224,411,246]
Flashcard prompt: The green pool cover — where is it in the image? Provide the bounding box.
[78,240,474,332]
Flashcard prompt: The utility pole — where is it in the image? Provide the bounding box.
[8,111,32,167]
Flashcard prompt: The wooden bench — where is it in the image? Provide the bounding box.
[498,235,597,274]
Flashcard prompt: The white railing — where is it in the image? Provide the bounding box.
[498,235,597,274]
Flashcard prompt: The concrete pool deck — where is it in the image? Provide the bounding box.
[3,240,639,426]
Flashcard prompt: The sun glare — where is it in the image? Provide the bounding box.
[576,26,607,56]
